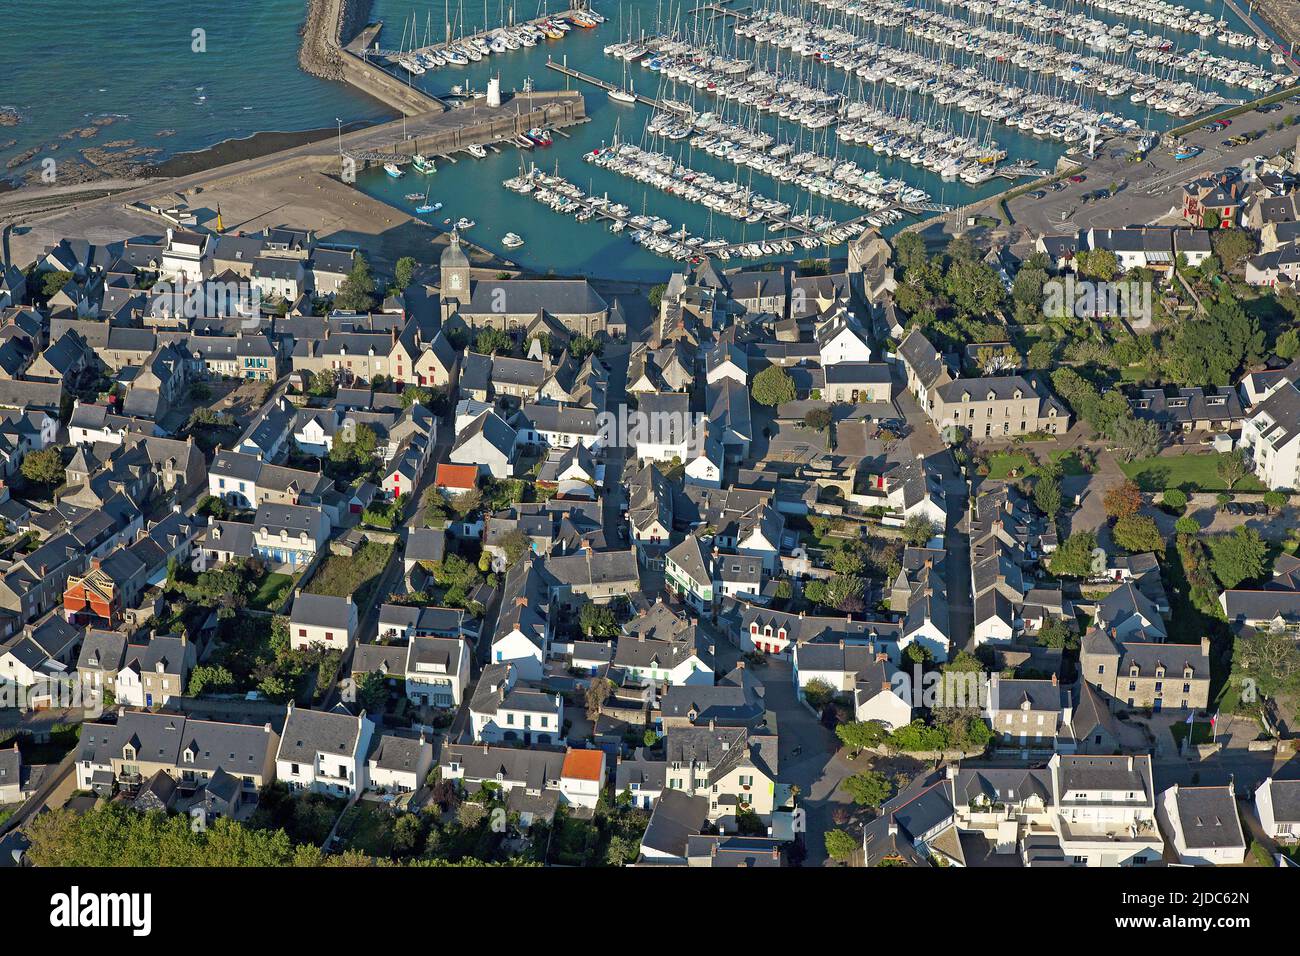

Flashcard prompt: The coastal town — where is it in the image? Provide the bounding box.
[0,1,1298,892]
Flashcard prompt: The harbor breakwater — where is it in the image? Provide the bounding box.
[300,0,443,115]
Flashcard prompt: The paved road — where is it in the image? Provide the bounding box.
[1004,94,1300,237]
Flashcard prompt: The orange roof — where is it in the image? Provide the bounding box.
[561,748,605,782]
[435,463,479,489]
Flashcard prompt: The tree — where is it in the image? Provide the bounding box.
[835,720,888,754]
[391,813,424,857]
[187,664,235,696]
[904,642,932,665]
[1209,525,1267,590]
[1276,328,1300,360]
[751,364,796,407]
[1036,618,1076,650]
[1263,490,1288,513]
[1050,530,1098,578]
[803,406,832,433]
[334,254,377,312]
[801,678,836,709]
[499,529,532,570]
[1112,514,1162,554]
[842,770,893,808]
[41,270,75,299]
[400,384,433,409]
[903,514,937,547]
[584,677,612,719]
[1174,515,1201,535]
[825,829,858,861]
[825,574,866,611]
[1210,228,1257,272]
[20,446,64,487]
[1169,298,1264,387]
[393,256,418,292]
[1162,489,1188,510]
[475,327,513,355]
[354,670,389,714]
[1077,248,1120,281]
[648,283,667,314]
[1110,415,1162,463]
[1217,449,1248,490]
[1103,480,1143,519]
[578,602,619,638]
[449,487,482,519]
[306,368,337,398]
[1033,475,1062,522]
[1229,625,1300,707]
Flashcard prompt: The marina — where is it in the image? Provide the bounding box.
[343,0,1293,276]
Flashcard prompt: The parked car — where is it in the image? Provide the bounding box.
[1027,189,1047,199]
[1069,174,1087,183]
[1049,181,1066,192]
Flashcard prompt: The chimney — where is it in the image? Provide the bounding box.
[771,846,780,861]
[838,639,845,650]
[264,722,273,733]
[1200,636,1211,655]
[923,557,932,570]
[515,596,528,608]
[1127,756,1133,771]
[482,743,489,755]
[708,719,716,731]
[736,659,745,670]
[1050,673,1057,686]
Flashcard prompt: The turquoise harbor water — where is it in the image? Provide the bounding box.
[0,0,387,183]
[0,1,1290,282]
[352,0,1292,279]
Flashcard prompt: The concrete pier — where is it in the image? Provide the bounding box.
[340,91,586,169]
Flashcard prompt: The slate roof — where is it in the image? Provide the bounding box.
[1167,785,1245,850]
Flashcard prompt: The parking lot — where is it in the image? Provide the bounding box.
[1003,92,1300,236]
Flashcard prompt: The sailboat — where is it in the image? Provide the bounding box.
[415,186,441,214]
[609,61,636,104]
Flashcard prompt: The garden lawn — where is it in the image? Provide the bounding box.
[250,572,294,611]
[305,541,396,605]
[986,452,1033,480]
[1119,452,1266,493]
[335,800,395,857]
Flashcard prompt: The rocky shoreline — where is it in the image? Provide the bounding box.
[300,0,374,80]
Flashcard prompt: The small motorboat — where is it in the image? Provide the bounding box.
[384,162,403,178]
[502,232,524,248]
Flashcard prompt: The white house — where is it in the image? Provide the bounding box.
[1255,777,1300,843]
[288,592,358,652]
[1237,379,1300,491]
[366,731,433,794]
[559,748,607,809]
[816,311,873,366]
[449,410,517,480]
[159,228,210,283]
[404,635,471,708]
[792,642,912,729]
[1048,754,1164,867]
[1156,783,1246,866]
[275,702,375,797]
[491,563,550,681]
[469,662,565,746]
